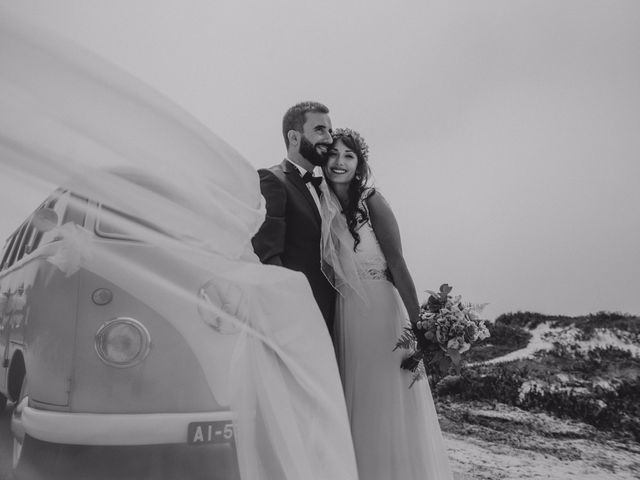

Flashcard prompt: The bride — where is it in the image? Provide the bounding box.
[321,128,454,480]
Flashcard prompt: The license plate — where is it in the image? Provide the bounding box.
[187,420,234,445]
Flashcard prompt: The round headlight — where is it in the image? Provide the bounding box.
[95,318,151,368]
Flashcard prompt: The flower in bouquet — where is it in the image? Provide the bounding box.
[394,284,489,387]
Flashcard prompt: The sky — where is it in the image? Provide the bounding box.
[1,0,639,320]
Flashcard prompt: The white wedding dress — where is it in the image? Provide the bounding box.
[332,195,454,480]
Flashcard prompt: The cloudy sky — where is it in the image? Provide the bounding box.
[2,0,639,319]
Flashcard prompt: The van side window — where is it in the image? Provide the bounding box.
[0,235,18,271]
[16,220,36,260]
[96,205,169,240]
[1,192,90,266]
[20,197,57,256]
[5,222,29,269]
[20,211,47,258]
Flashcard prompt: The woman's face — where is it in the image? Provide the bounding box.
[324,139,359,186]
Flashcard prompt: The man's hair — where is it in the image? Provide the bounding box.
[282,101,329,148]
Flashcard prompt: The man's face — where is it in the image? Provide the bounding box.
[298,112,333,166]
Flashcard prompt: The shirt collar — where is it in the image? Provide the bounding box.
[285,157,319,177]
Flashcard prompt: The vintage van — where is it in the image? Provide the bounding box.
[0,186,241,480]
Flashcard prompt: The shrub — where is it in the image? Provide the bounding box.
[466,319,532,363]
[449,310,640,441]
[495,311,640,333]
[495,311,572,329]
[569,346,640,375]
[492,321,531,346]
[519,378,640,441]
[580,311,640,335]
[436,365,528,405]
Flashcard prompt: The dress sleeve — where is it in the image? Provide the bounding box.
[251,169,286,265]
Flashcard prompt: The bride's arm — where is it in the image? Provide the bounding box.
[366,192,420,325]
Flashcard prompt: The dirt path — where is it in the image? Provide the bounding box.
[445,433,639,480]
[479,322,553,365]
[439,401,640,480]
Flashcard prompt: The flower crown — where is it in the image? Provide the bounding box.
[333,128,369,162]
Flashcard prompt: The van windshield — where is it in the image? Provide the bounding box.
[95,205,171,241]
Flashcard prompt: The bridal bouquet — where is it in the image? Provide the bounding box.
[394,284,489,387]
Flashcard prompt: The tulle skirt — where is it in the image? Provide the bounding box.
[334,279,454,480]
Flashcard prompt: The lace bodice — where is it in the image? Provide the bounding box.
[352,199,392,282]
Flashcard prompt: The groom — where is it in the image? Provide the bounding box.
[251,101,336,335]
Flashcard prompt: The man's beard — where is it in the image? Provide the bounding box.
[299,135,329,166]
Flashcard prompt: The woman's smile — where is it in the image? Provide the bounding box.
[324,139,358,184]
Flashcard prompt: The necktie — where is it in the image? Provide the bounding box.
[302,171,323,196]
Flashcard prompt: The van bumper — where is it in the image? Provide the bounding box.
[22,405,234,446]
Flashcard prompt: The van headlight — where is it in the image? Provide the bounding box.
[95,318,151,368]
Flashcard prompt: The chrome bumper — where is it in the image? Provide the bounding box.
[20,403,233,446]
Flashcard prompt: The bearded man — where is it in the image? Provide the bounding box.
[252,101,336,334]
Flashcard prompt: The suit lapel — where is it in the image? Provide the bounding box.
[282,159,321,224]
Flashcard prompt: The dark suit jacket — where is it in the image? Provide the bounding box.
[252,159,336,334]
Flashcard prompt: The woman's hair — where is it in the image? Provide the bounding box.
[330,128,372,251]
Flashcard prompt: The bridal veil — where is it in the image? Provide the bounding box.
[0,12,358,480]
